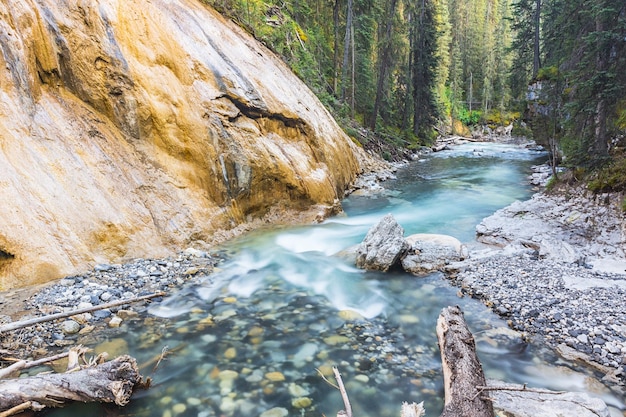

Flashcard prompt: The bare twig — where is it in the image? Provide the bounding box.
[0,292,165,333]
[0,346,93,379]
[316,368,339,390]
[475,385,566,395]
[332,367,353,417]
[153,346,169,372]
[0,361,26,380]
[0,401,37,417]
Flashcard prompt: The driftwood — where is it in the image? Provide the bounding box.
[332,366,353,417]
[0,354,143,415]
[436,306,495,417]
[401,402,425,417]
[0,350,77,379]
[0,292,164,333]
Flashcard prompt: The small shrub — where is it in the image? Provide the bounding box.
[458,108,482,126]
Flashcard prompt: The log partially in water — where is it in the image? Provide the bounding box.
[0,355,143,415]
[436,306,495,417]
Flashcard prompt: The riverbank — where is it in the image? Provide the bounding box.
[445,175,626,397]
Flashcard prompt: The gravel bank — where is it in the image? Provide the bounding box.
[445,174,626,396]
[448,253,625,388]
[0,249,219,359]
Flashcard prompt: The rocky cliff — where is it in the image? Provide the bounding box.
[0,0,367,289]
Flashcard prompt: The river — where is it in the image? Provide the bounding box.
[47,142,622,417]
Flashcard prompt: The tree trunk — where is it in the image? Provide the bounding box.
[402,11,414,131]
[370,0,398,130]
[436,306,495,417]
[340,0,353,102]
[413,0,426,136]
[350,21,355,116]
[593,10,609,158]
[0,355,143,414]
[333,0,341,95]
[533,0,541,78]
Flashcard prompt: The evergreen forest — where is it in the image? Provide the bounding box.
[205,0,626,190]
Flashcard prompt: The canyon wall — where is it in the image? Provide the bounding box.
[0,0,366,289]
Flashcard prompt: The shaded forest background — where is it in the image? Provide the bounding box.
[204,0,626,191]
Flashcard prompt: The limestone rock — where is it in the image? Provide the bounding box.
[488,381,611,417]
[401,234,466,275]
[0,0,371,289]
[475,189,625,269]
[355,214,409,272]
[538,236,583,264]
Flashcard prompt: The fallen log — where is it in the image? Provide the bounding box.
[436,306,495,417]
[0,354,144,415]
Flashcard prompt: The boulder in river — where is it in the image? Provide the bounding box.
[401,234,468,275]
[355,214,409,272]
[354,217,466,274]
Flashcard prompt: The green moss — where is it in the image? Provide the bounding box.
[587,157,626,193]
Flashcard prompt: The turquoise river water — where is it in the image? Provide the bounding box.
[47,142,624,417]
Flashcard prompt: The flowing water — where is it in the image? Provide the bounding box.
[47,143,624,417]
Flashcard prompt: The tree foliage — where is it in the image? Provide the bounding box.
[517,0,626,170]
[203,0,625,174]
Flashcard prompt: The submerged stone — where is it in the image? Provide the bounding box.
[265,371,286,382]
[259,407,288,417]
[291,397,312,409]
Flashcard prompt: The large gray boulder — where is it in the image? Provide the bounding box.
[355,214,409,271]
[401,234,467,275]
[488,380,611,417]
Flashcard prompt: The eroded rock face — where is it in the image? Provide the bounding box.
[0,0,364,289]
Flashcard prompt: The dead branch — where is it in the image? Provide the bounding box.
[436,306,495,417]
[475,385,566,395]
[0,346,91,379]
[401,402,425,417]
[0,361,26,380]
[316,368,339,390]
[332,366,353,417]
[0,355,143,413]
[0,292,164,333]
[0,401,36,417]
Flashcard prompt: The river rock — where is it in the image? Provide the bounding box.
[259,407,288,417]
[355,214,409,272]
[401,234,467,274]
[61,319,80,334]
[488,380,611,417]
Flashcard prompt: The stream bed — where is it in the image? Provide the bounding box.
[46,142,624,417]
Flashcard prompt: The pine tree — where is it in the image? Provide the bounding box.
[412,0,439,138]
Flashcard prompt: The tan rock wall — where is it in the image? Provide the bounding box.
[0,0,362,289]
